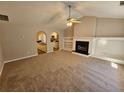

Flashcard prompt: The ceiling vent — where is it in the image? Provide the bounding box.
[120,1,124,5]
[0,14,9,21]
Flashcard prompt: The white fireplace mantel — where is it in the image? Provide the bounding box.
[72,37,95,56]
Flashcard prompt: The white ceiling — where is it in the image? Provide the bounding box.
[0,1,124,30]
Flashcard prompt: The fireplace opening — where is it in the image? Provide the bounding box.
[75,41,89,55]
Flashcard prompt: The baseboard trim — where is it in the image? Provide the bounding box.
[92,55,124,64]
[72,52,90,57]
[4,54,38,64]
[47,51,54,53]
[0,62,4,76]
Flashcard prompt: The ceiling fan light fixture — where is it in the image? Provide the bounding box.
[66,5,81,27]
[67,22,72,27]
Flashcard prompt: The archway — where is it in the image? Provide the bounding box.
[36,31,47,55]
[50,32,59,51]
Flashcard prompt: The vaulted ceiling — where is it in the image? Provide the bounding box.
[0,1,124,31]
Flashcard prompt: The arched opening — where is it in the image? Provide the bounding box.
[50,32,59,51]
[36,31,47,55]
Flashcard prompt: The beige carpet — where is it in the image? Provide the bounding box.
[0,50,124,92]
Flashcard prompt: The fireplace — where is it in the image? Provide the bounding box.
[75,41,89,55]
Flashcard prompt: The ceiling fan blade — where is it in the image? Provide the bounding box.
[71,20,81,23]
[67,20,81,23]
[69,18,81,23]
[72,20,81,23]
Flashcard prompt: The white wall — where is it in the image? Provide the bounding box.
[94,38,124,61]
[74,16,96,37]
[94,18,124,62]
[0,23,64,62]
[64,26,74,37]
[74,17,124,37]
[96,18,124,37]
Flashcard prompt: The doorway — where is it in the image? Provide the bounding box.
[36,31,47,55]
[50,32,59,51]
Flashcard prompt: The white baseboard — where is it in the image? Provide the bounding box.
[71,51,124,64]
[4,54,38,64]
[92,55,124,64]
[72,52,90,57]
[47,51,54,53]
[0,62,4,76]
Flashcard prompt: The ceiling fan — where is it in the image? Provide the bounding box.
[67,5,81,26]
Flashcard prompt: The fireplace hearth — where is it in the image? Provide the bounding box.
[75,41,89,55]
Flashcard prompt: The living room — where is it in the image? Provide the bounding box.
[0,1,124,92]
